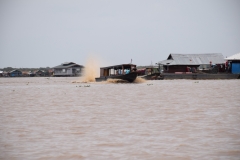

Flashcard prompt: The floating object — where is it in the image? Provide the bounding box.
[95,64,138,83]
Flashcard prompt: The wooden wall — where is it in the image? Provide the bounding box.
[164,65,199,73]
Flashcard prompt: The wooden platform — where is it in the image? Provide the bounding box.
[160,73,240,80]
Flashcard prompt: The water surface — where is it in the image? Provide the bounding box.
[0,77,240,159]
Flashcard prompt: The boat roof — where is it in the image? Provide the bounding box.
[137,65,159,69]
[9,70,22,73]
[100,64,136,69]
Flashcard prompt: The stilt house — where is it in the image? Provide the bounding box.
[158,53,225,73]
[53,62,84,77]
[9,70,22,77]
[225,53,240,74]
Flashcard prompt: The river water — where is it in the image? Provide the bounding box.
[0,77,240,160]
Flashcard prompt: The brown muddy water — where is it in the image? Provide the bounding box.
[0,77,240,160]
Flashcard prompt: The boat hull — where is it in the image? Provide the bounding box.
[141,73,163,80]
[95,72,138,82]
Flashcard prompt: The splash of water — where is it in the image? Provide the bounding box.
[105,79,129,83]
[133,77,146,83]
[79,56,146,84]
[81,56,100,82]
[104,77,146,84]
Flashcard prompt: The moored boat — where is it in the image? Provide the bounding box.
[95,64,138,82]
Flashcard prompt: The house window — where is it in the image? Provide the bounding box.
[164,66,168,71]
[62,69,66,72]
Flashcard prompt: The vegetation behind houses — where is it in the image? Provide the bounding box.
[0,67,52,72]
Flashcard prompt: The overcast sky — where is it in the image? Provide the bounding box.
[0,0,240,68]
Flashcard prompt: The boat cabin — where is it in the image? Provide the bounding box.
[99,64,136,77]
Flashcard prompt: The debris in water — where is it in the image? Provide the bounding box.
[72,81,81,83]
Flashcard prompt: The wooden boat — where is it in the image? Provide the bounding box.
[95,64,138,82]
[136,66,163,80]
[140,73,164,80]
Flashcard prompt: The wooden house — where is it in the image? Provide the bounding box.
[225,53,240,74]
[53,62,84,77]
[9,70,22,77]
[158,53,225,73]
[35,70,45,76]
[21,71,29,77]
[28,71,35,77]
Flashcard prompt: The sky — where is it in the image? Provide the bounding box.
[0,0,240,68]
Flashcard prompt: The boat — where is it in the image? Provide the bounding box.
[95,64,138,82]
[136,65,163,80]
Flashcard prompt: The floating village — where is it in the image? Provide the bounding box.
[1,53,240,81]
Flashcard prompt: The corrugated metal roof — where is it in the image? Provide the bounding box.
[35,70,45,73]
[10,70,22,73]
[62,62,75,66]
[158,60,174,65]
[225,53,240,60]
[53,63,84,69]
[159,53,225,65]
